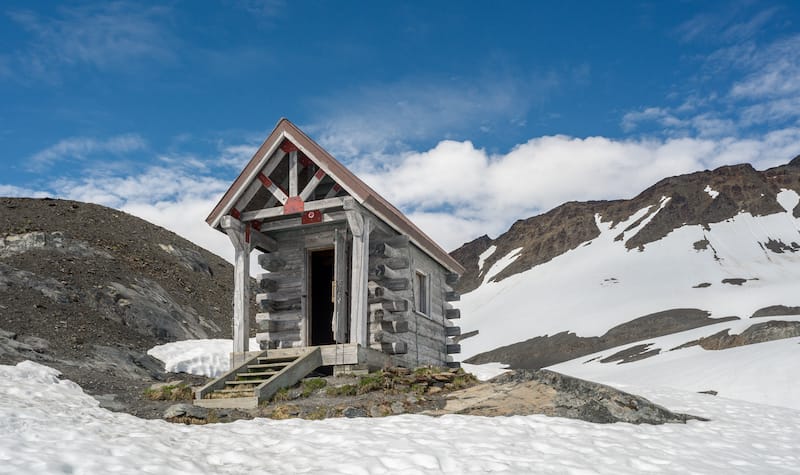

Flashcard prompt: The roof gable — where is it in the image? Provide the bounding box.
[207,118,464,275]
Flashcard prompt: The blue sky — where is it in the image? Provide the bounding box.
[2,1,800,259]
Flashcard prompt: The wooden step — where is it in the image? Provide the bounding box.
[236,371,278,378]
[225,380,267,386]
[195,396,259,409]
[257,356,297,364]
[215,388,256,395]
[247,363,289,370]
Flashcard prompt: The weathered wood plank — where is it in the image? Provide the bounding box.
[255,310,301,323]
[445,272,460,285]
[445,291,460,302]
[369,242,405,259]
[347,210,370,346]
[257,319,301,333]
[222,218,250,354]
[256,276,278,292]
[299,168,326,201]
[445,308,461,320]
[445,326,461,337]
[288,151,298,197]
[258,254,285,271]
[372,256,409,270]
[369,264,407,281]
[241,197,346,221]
[375,277,410,291]
[380,342,407,355]
[256,297,302,312]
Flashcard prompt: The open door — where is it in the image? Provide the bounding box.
[309,249,335,346]
[332,228,349,343]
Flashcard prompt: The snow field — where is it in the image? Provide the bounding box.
[2,360,800,474]
[549,317,800,410]
[457,191,800,358]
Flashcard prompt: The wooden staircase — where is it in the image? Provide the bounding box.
[194,347,322,409]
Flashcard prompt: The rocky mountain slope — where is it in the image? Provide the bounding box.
[0,198,243,417]
[451,158,800,385]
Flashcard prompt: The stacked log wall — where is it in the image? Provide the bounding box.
[255,223,346,349]
[366,233,456,367]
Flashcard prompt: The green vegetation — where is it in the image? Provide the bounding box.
[270,387,290,402]
[325,384,357,397]
[143,383,193,401]
[357,371,387,394]
[301,378,328,397]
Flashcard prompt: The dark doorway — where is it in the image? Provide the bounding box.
[309,248,335,346]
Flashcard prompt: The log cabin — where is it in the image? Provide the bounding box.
[195,119,464,408]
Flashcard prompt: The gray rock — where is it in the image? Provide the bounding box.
[96,278,220,340]
[158,244,213,276]
[164,403,208,420]
[484,370,702,424]
[0,231,112,259]
[342,406,367,418]
[390,401,405,415]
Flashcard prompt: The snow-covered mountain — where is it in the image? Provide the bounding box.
[452,158,800,407]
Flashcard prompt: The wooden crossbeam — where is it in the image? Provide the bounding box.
[299,169,326,201]
[288,151,298,197]
[240,197,346,221]
[257,173,288,205]
[325,183,342,199]
[254,211,346,232]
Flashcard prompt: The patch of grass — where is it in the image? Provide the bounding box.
[303,407,328,420]
[357,371,387,394]
[326,384,357,397]
[301,378,328,398]
[144,383,193,401]
[271,387,290,402]
[270,404,299,420]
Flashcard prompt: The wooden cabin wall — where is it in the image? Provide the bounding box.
[255,223,346,350]
[367,234,453,367]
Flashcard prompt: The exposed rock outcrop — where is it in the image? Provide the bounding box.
[436,370,701,424]
[466,308,737,368]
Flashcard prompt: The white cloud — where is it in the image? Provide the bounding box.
[357,130,800,250]
[8,3,174,79]
[30,134,146,167]
[306,72,558,163]
[0,184,50,198]
[218,144,259,169]
[729,35,800,100]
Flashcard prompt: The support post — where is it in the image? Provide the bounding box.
[346,205,371,347]
[221,216,251,361]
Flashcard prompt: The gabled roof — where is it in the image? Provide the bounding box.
[207,118,464,275]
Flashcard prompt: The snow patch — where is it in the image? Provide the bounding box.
[482,247,523,283]
[550,315,800,410]
[461,362,511,381]
[148,338,258,377]
[704,185,719,199]
[477,245,496,271]
[777,188,799,213]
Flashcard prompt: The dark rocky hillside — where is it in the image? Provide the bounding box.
[0,197,248,417]
[452,159,800,294]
